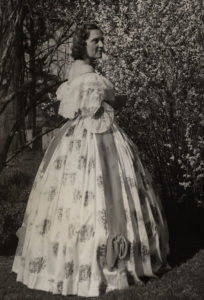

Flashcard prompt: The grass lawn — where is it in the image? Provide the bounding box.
[1,248,204,300]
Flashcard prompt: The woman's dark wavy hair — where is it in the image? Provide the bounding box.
[71,23,102,60]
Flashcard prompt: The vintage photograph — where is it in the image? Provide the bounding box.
[0,0,204,299]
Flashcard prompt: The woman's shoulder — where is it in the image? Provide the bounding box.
[67,60,111,86]
[70,71,113,91]
[57,62,114,101]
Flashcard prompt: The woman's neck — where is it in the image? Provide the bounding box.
[83,58,97,68]
[74,59,95,69]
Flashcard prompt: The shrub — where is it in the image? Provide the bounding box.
[91,0,203,206]
[0,165,32,252]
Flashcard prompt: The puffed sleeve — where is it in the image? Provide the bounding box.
[56,73,115,133]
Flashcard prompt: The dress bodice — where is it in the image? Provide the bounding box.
[56,70,115,133]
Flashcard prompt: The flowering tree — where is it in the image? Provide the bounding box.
[84,0,203,206]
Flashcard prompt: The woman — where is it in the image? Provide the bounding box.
[12,24,170,297]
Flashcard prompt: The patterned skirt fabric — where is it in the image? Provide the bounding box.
[12,118,170,297]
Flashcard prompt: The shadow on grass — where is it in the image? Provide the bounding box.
[166,202,204,268]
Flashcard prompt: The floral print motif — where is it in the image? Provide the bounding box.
[57,208,63,221]
[48,187,57,201]
[80,225,94,242]
[97,209,107,231]
[37,219,51,235]
[66,126,75,137]
[57,281,63,293]
[131,242,149,258]
[29,257,46,273]
[96,244,106,262]
[96,175,104,189]
[84,191,89,206]
[75,140,81,151]
[88,158,95,173]
[126,177,136,188]
[48,278,54,284]
[140,243,149,257]
[54,156,67,170]
[78,156,87,170]
[73,189,82,203]
[53,242,59,256]
[65,260,74,278]
[84,191,95,206]
[82,128,87,138]
[79,264,91,281]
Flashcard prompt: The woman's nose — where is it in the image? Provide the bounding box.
[98,40,104,48]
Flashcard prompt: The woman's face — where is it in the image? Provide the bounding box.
[85,29,104,60]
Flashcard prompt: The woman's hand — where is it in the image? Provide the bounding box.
[93,106,105,119]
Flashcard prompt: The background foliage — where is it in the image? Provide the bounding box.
[93,0,204,207]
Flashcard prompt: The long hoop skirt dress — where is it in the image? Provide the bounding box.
[12,70,169,297]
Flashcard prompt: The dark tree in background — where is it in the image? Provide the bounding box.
[0,0,86,171]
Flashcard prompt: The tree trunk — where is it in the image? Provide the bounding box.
[0,0,26,166]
